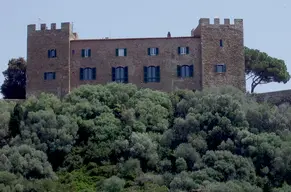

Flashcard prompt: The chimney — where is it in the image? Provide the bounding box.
[167,32,171,38]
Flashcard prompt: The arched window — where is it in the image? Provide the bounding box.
[177,65,194,78]
[83,68,93,80]
[181,65,190,77]
[144,66,160,83]
[80,67,96,80]
[147,66,156,82]
[112,66,128,83]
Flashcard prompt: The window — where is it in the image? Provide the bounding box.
[81,49,91,58]
[116,48,127,56]
[177,65,194,78]
[44,72,56,80]
[144,66,160,83]
[148,48,159,56]
[48,49,57,58]
[215,64,226,72]
[112,66,128,83]
[178,47,189,55]
[80,67,96,80]
[220,39,223,47]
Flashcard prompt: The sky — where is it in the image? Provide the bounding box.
[0,0,290,95]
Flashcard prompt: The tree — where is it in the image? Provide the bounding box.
[1,57,26,99]
[3,84,291,191]
[245,47,290,93]
[8,103,23,138]
[103,176,125,192]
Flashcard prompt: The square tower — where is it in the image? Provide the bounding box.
[193,18,245,91]
[26,22,73,98]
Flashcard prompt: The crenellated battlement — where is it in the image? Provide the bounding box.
[199,18,243,26]
[26,17,246,98]
[27,22,72,34]
[191,17,243,37]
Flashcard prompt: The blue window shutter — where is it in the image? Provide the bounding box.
[214,65,218,72]
[116,49,118,56]
[186,47,189,54]
[48,50,51,58]
[220,39,223,47]
[223,64,226,72]
[53,72,56,79]
[81,49,85,57]
[177,65,181,77]
[124,67,128,83]
[54,49,57,57]
[112,67,116,81]
[148,48,150,56]
[156,48,159,55]
[156,66,160,82]
[190,65,194,77]
[143,66,148,83]
[124,48,127,56]
[178,47,181,54]
[44,72,47,80]
[92,68,96,80]
[88,49,91,57]
[80,68,84,80]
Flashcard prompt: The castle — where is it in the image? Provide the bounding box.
[26,18,245,98]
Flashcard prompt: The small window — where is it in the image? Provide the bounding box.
[116,48,127,56]
[220,39,223,47]
[144,66,160,83]
[177,65,194,78]
[215,64,226,72]
[48,49,57,58]
[180,47,186,54]
[80,68,96,80]
[81,49,91,58]
[119,49,124,56]
[44,72,56,80]
[178,47,189,55]
[112,66,128,83]
[148,48,159,56]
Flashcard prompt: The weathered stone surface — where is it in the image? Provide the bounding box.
[255,90,291,105]
[26,18,245,98]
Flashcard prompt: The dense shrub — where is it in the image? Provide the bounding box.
[1,83,291,191]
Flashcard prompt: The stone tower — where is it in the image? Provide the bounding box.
[26,22,74,98]
[192,18,245,91]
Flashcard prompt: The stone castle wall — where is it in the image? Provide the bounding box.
[254,89,291,105]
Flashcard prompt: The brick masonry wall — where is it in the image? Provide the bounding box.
[26,23,72,98]
[196,18,245,92]
[26,18,246,98]
[70,37,202,92]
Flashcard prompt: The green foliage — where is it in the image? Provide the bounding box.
[175,158,187,172]
[0,101,15,147]
[8,103,23,138]
[1,83,291,191]
[102,176,125,192]
[58,168,102,191]
[203,180,263,192]
[245,47,290,93]
[1,57,26,99]
[118,158,141,180]
[0,144,56,179]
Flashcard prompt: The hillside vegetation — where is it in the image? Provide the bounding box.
[1,83,291,192]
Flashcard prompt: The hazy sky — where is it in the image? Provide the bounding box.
[0,0,290,94]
